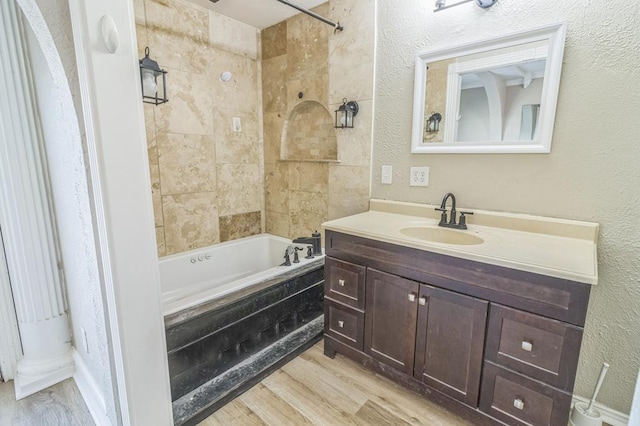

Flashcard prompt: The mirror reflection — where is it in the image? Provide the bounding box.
[411,23,566,154]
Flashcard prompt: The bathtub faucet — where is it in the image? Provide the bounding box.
[292,230,322,256]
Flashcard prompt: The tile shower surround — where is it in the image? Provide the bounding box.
[136,0,374,256]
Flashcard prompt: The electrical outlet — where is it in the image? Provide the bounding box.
[81,327,89,353]
[410,167,429,186]
[381,165,392,184]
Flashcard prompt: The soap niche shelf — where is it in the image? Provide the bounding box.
[281,100,338,162]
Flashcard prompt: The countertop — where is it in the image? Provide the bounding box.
[322,199,598,285]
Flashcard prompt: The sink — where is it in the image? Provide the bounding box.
[400,226,484,245]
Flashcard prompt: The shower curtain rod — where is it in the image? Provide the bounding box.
[275,0,343,31]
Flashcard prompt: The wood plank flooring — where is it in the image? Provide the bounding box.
[200,341,471,426]
[0,378,93,426]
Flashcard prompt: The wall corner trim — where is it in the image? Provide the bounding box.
[572,395,630,426]
[73,350,111,426]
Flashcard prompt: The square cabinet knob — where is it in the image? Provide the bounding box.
[513,398,525,410]
[521,340,533,352]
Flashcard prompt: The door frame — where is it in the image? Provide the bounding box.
[0,226,22,381]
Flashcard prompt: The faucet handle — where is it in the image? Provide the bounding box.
[458,211,474,228]
[435,207,448,226]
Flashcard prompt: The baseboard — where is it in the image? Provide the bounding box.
[73,350,111,426]
[572,395,629,426]
[14,350,75,399]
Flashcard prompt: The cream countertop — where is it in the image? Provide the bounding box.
[322,199,598,285]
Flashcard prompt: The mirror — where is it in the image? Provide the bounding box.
[411,23,566,154]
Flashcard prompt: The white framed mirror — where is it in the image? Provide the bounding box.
[411,22,567,154]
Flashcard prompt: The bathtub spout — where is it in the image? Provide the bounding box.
[280,248,292,266]
[292,230,322,256]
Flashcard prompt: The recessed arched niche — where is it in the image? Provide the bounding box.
[281,100,338,162]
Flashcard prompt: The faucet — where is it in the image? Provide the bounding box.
[292,230,322,256]
[435,192,473,230]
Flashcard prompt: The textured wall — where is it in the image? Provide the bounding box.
[372,0,640,413]
[20,0,119,423]
[263,0,374,240]
[135,0,263,256]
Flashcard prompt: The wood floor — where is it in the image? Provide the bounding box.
[200,341,471,426]
[0,378,93,426]
[0,342,467,426]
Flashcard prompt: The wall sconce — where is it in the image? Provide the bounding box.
[435,0,497,12]
[335,98,359,129]
[139,47,168,105]
[426,112,442,133]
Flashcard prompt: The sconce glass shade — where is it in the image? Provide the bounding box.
[335,98,359,129]
[140,47,168,105]
[426,112,442,133]
[475,0,498,8]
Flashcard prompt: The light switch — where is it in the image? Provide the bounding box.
[381,165,392,184]
[232,117,242,132]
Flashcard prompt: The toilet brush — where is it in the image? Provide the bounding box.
[569,362,610,426]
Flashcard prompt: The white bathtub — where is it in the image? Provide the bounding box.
[159,234,323,316]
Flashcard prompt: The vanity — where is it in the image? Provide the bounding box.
[321,199,597,426]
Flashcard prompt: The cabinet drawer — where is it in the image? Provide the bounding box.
[485,304,583,391]
[480,362,572,426]
[325,257,366,310]
[324,301,364,351]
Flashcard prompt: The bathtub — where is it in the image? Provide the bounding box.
[159,233,324,316]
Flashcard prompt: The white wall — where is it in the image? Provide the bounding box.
[372,0,640,414]
[18,0,119,423]
[630,369,640,424]
[67,0,174,422]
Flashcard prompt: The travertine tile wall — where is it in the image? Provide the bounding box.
[263,0,375,240]
[423,59,453,144]
[134,0,263,256]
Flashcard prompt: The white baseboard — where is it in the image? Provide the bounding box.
[73,350,111,426]
[572,395,630,426]
[14,349,75,399]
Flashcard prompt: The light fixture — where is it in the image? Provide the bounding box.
[426,112,442,133]
[475,0,498,8]
[434,0,497,11]
[335,98,359,129]
[139,47,168,105]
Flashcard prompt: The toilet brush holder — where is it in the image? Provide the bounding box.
[569,362,609,426]
[569,402,602,426]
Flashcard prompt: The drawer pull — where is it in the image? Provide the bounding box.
[419,296,427,306]
[521,340,533,352]
[338,279,345,286]
[408,293,417,302]
[338,320,344,328]
[513,398,525,410]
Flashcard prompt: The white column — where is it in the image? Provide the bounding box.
[0,0,73,399]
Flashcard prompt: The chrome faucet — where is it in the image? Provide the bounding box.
[435,192,473,230]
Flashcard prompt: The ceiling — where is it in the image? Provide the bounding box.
[187,0,328,29]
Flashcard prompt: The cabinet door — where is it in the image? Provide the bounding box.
[364,269,419,375]
[414,285,488,407]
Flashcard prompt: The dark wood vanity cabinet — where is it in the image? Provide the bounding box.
[414,284,488,407]
[364,269,418,375]
[323,230,591,426]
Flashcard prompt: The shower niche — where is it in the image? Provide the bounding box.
[281,100,338,162]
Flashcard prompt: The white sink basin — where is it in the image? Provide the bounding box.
[399,226,484,245]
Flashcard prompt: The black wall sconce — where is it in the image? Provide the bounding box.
[139,47,168,105]
[335,98,359,129]
[426,112,442,133]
